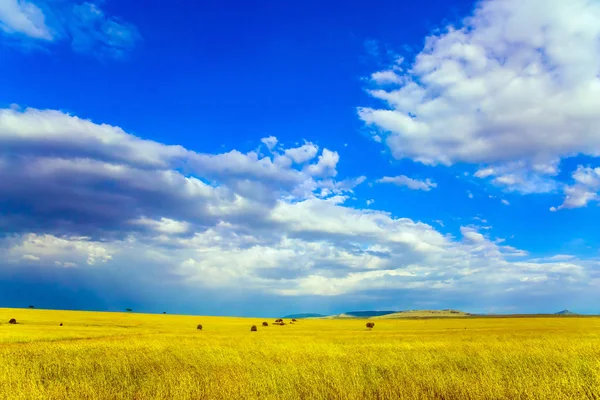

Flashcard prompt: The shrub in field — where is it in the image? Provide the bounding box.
[60,323,63,326]
[8,319,17,324]
[197,324,202,330]
[292,318,297,322]
[366,322,375,329]
[262,322,268,326]
[251,325,257,332]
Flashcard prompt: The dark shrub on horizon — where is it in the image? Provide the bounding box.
[262,322,268,327]
[366,322,375,329]
[197,324,202,330]
[251,325,257,332]
[8,319,17,324]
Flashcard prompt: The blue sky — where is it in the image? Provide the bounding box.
[1,0,600,316]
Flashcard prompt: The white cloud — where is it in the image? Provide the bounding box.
[371,70,403,84]
[304,149,339,177]
[7,233,113,267]
[0,105,595,307]
[553,166,600,210]
[0,0,141,58]
[475,161,559,194]
[261,136,278,150]
[377,175,437,191]
[366,199,374,206]
[6,193,579,299]
[359,0,600,194]
[501,199,510,206]
[0,0,52,39]
[460,226,486,244]
[131,217,191,235]
[284,142,319,164]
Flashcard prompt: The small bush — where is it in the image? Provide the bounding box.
[250,325,257,332]
[8,319,17,324]
[197,324,202,330]
[262,322,268,327]
[292,318,297,322]
[60,323,63,326]
[366,322,375,329]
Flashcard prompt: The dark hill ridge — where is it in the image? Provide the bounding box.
[554,310,577,315]
[282,313,326,319]
[344,311,397,317]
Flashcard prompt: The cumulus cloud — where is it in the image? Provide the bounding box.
[0,106,353,238]
[359,0,600,194]
[261,136,278,150]
[284,141,319,164]
[553,166,600,210]
[0,105,596,311]
[304,149,339,177]
[377,175,437,191]
[0,0,141,58]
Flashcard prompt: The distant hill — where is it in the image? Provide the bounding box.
[320,309,472,319]
[372,309,471,319]
[345,311,397,317]
[282,313,326,319]
[322,311,397,319]
[555,310,577,315]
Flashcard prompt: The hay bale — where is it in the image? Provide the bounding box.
[197,324,203,330]
[251,325,257,332]
[262,322,268,327]
[8,319,17,324]
[366,322,375,329]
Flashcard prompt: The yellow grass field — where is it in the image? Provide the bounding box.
[1,308,599,400]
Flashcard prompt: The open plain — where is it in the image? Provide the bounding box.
[1,308,599,400]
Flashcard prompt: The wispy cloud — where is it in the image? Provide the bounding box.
[377,175,437,191]
[0,0,52,40]
[0,0,141,59]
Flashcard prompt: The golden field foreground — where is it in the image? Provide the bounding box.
[1,308,599,400]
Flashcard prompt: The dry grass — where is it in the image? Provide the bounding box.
[1,308,599,400]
